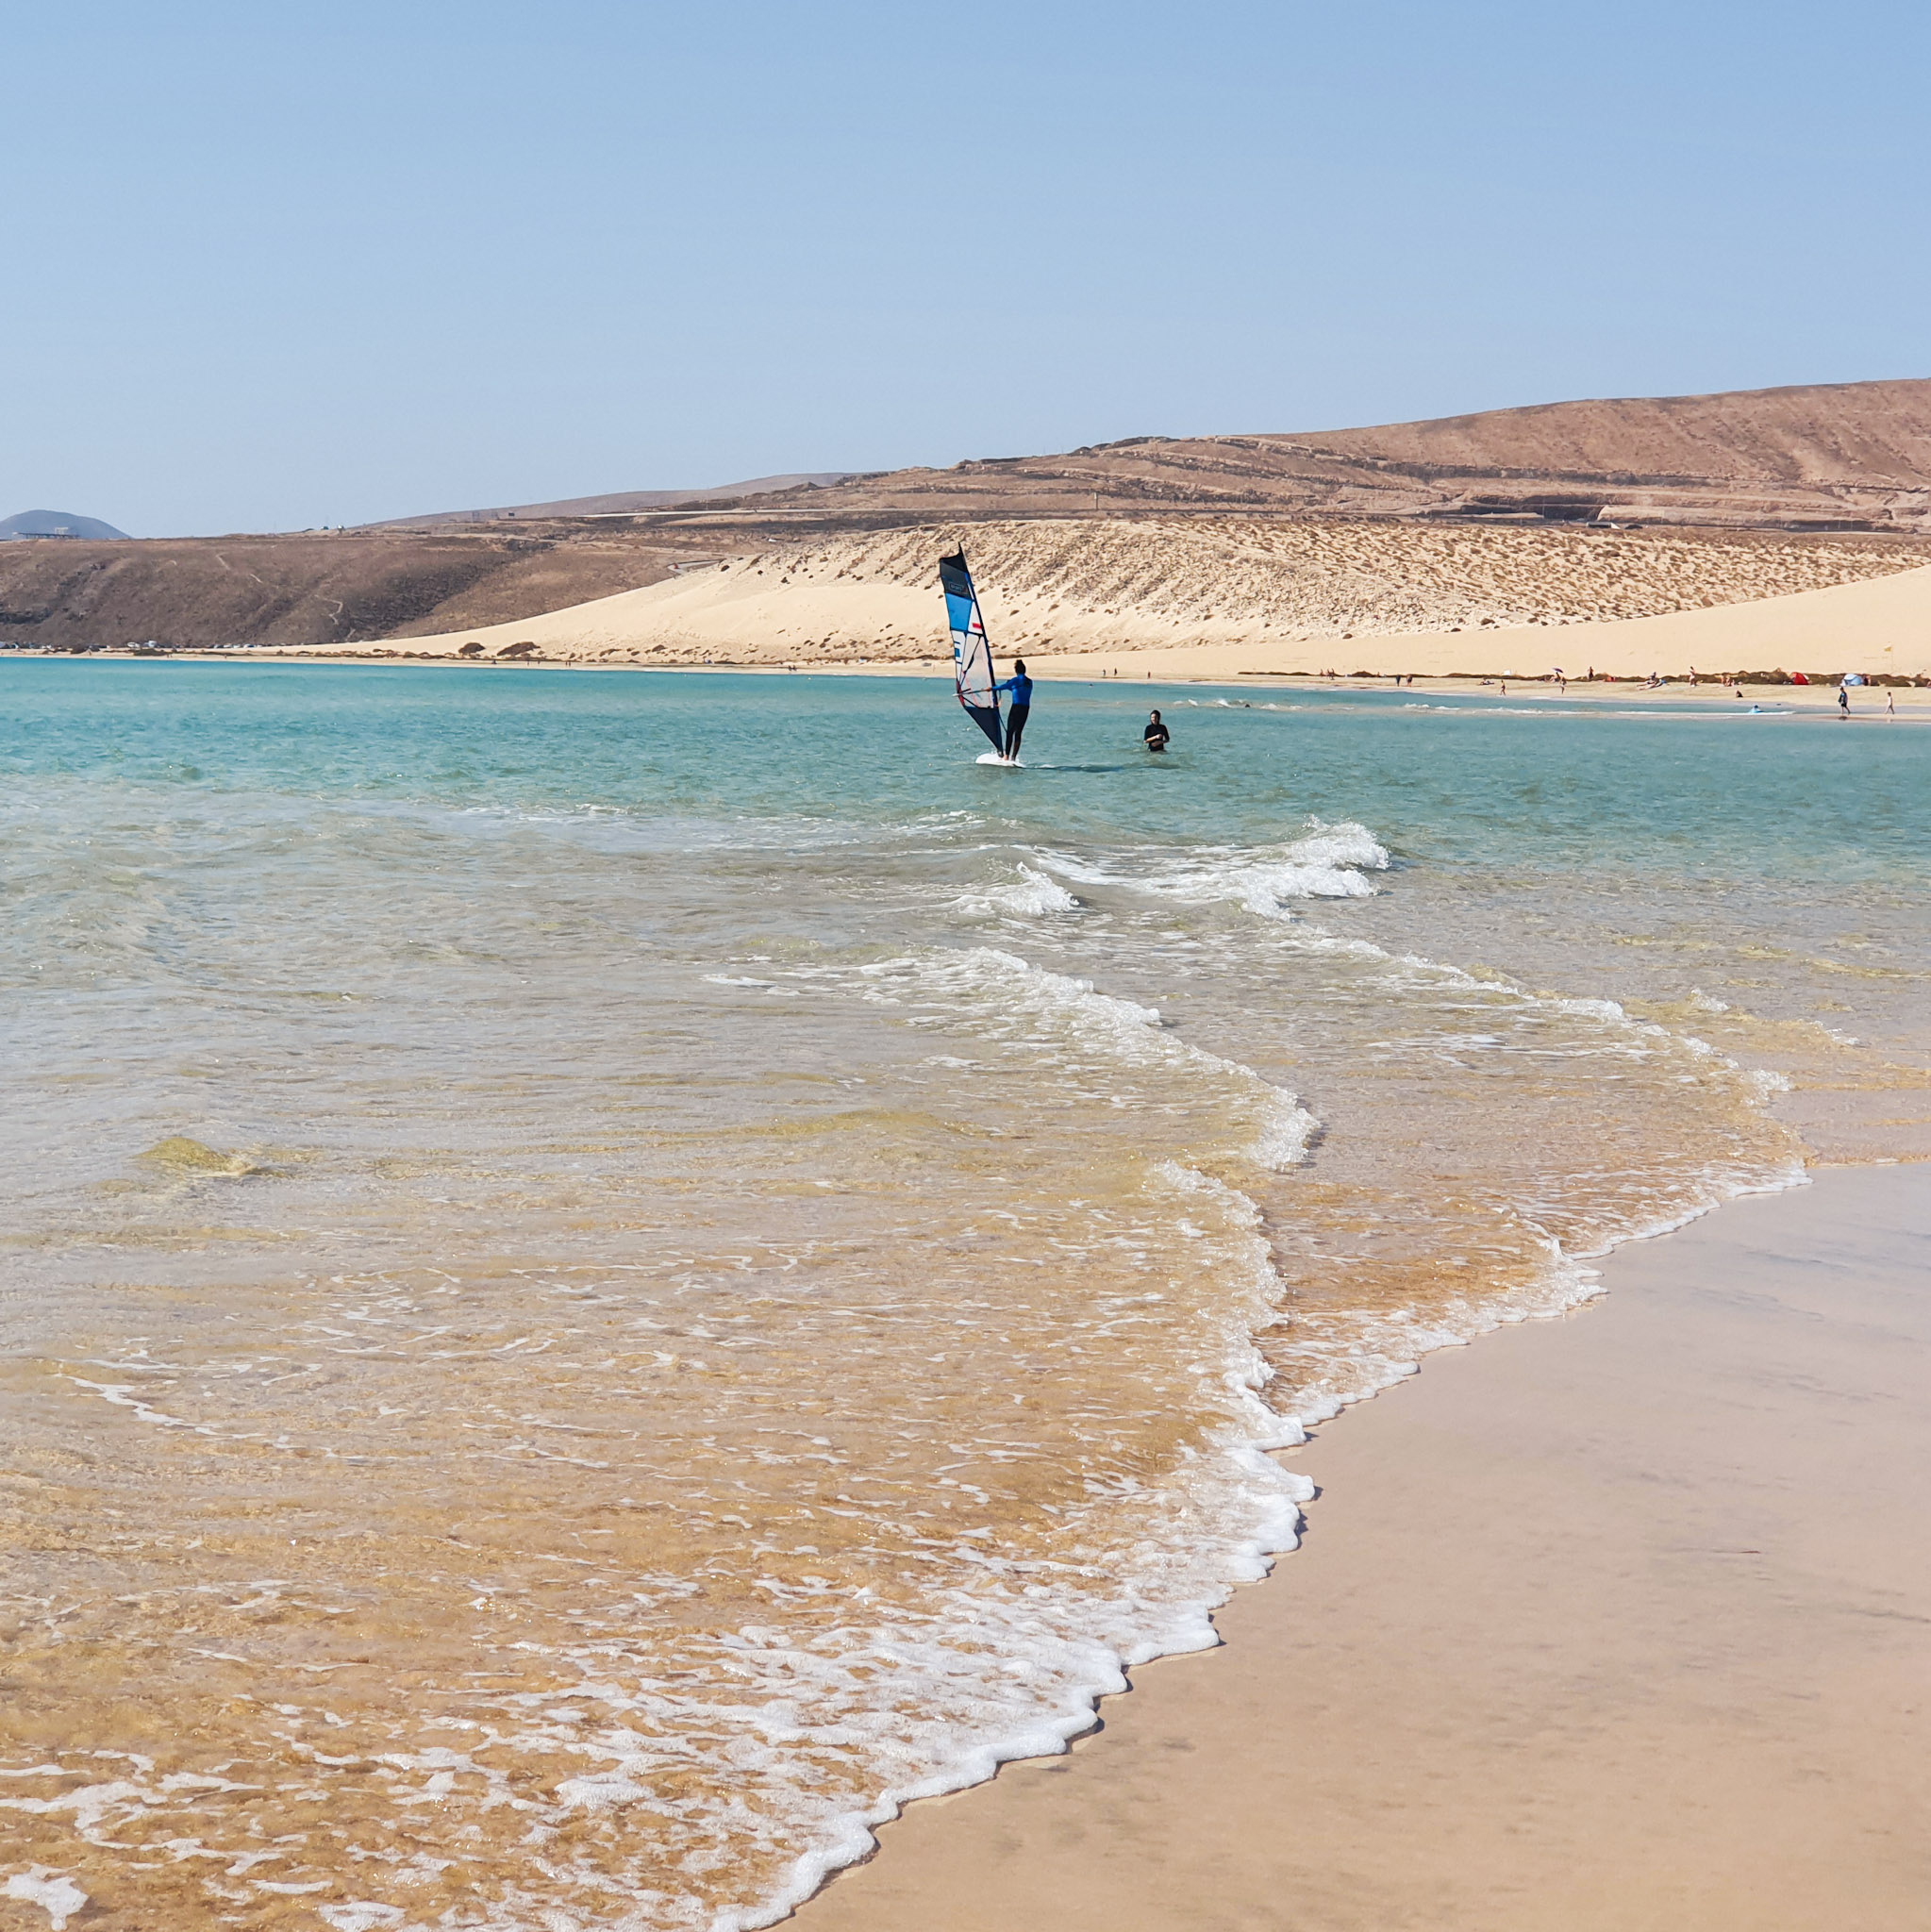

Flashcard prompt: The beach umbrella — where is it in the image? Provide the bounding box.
[1842,674,1865,686]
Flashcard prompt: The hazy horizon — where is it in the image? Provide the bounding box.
[9,2,1930,538]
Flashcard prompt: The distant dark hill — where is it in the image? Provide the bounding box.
[2,509,129,541]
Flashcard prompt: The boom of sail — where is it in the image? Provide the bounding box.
[940,549,1003,753]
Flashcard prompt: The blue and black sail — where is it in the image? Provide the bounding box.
[940,549,1003,753]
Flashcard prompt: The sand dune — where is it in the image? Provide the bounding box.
[1045,558,1931,683]
[280,516,1930,679]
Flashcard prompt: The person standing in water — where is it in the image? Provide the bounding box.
[1143,708,1170,752]
[996,658,1033,758]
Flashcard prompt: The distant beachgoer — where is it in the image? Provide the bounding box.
[1839,685,1850,717]
[996,658,1034,758]
[1887,689,1896,718]
[1143,709,1170,753]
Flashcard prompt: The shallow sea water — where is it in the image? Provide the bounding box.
[2,663,1926,1930]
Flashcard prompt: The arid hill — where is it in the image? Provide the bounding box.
[754,379,1931,535]
[0,523,720,651]
[6,379,1928,651]
[375,473,856,527]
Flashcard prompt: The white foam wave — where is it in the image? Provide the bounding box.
[952,863,1082,919]
[1038,819,1390,922]
[1269,1152,1809,1437]
[3,1873,88,1932]
[1231,927,1816,1426]
[854,945,1314,1173]
[716,1158,1315,1931]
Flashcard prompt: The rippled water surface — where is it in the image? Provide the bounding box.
[3,662,1926,1931]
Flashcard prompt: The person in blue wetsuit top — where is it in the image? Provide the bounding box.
[996,658,1034,759]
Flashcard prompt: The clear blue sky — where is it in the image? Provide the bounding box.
[7,1,1927,535]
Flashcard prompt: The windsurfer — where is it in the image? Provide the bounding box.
[997,659,1034,758]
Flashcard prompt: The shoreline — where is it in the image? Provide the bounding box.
[791,1159,1931,1931]
[726,1155,1815,1932]
[9,649,1931,715]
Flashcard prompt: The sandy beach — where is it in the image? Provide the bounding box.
[799,1163,1931,1932]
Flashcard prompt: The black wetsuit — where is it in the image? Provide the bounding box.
[999,673,1033,758]
[1143,720,1170,752]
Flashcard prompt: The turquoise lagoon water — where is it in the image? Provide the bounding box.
[2,661,1925,1931]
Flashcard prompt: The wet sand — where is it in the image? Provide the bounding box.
[798,1163,1931,1932]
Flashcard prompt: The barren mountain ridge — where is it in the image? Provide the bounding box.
[6,379,1927,650]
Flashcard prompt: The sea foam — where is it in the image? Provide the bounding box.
[1040,819,1390,921]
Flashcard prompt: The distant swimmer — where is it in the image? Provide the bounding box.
[1143,708,1170,753]
[995,658,1034,759]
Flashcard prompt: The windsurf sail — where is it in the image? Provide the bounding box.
[940,549,1003,753]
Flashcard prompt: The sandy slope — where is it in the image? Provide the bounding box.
[275,517,1931,678]
[1048,560,1931,682]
